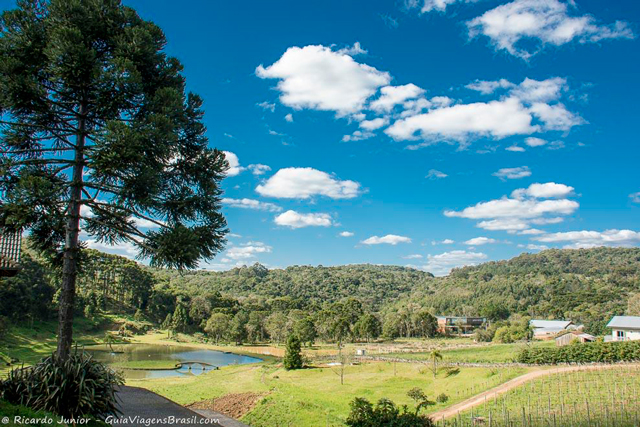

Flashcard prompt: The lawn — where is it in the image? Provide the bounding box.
[386,341,556,364]
[128,358,532,426]
[445,366,640,426]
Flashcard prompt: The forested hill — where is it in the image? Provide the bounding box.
[151,264,435,311]
[393,247,640,334]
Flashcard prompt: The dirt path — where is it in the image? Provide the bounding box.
[429,364,640,421]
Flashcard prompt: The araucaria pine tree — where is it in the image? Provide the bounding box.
[283,334,303,370]
[0,0,228,360]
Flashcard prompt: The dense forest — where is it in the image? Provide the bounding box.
[1,244,639,343]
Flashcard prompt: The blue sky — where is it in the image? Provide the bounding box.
[9,0,640,275]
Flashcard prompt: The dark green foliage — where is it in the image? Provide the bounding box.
[517,340,640,364]
[294,317,317,347]
[436,393,449,403]
[354,314,382,342]
[229,311,248,345]
[0,349,123,420]
[407,387,435,415]
[283,334,303,370]
[345,397,435,427]
[171,303,189,333]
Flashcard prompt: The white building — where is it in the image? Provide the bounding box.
[606,316,640,341]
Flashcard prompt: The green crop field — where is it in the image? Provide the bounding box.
[441,366,640,426]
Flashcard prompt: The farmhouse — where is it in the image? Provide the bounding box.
[436,316,486,334]
[0,229,21,277]
[530,319,579,340]
[606,316,640,341]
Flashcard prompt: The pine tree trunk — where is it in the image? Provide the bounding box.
[56,105,86,360]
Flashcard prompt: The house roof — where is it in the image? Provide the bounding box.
[0,230,21,270]
[606,316,640,329]
[530,320,573,329]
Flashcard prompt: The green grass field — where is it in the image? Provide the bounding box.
[385,341,556,364]
[443,366,640,426]
[128,358,531,426]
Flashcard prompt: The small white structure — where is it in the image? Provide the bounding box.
[606,316,640,341]
[355,349,366,356]
[530,320,578,340]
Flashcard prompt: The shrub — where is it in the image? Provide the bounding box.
[0,348,123,420]
[436,393,449,403]
[346,397,434,427]
[517,340,640,364]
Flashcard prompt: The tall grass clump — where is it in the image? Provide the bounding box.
[0,348,123,420]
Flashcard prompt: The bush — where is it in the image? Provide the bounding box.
[436,393,449,403]
[346,397,434,426]
[517,340,640,364]
[0,348,123,420]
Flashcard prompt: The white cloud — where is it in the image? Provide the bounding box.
[477,218,530,232]
[493,166,531,180]
[257,101,276,112]
[359,117,389,131]
[223,151,245,177]
[284,113,294,122]
[342,130,375,142]
[464,237,497,245]
[361,234,412,245]
[467,0,634,60]
[427,169,448,179]
[369,84,425,112]
[466,79,514,95]
[423,250,488,276]
[525,137,548,147]
[222,198,282,212]
[512,182,574,199]
[519,228,545,235]
[256,167,361,199]
[339,231,355,237]
[274,210,333,228]
[630,192,640,204]
[441,239,455,244]
[534,229,640,249]
[256,45,391,115]
[226,242,272,260]
[511,77,567,103]
[530,102,585,131]
[526,244,549,251]
[247,164,272,175]
[410,0,478,13]
[446,182,579,233]
[403,254,424,259]
[337,42,368,56]
[85,239,138,258]
[506,145,525,152]
[386,97,537,142]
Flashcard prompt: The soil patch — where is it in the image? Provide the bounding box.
[188,392,266,419]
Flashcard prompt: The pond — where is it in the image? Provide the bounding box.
[85,344,262,379]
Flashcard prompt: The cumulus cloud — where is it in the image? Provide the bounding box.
[274,210,333,228]
[403,254,424,259]
[464,237,497,245]
[512,182,574,199]
[284,113,294,122]
[467,0,634,60]
[446,182,579,232]
[361,234,412,245]
[466,79,515,94]
[256,167,361,199]
[359,117,389,131]
[493,166,531,180]
[339,231,355,237]
[342,130,375,142]
[409,0,478,13]
[222,198,282,212]
[526,244,549,251]
[226,242,272,260]
[534,229,640,249]
[247,164,272,175]
[506,145,525,152]
[630,192,640,204]
[427,169,448,179]
[257,101,276,112]
[525,137,548,147]
[223,151,245,177]
[423,250,488,276]
[256,45,390,115]
[369,84,425,112]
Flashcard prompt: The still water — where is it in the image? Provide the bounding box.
[85,344,261,379]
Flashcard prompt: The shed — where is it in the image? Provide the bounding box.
[555,331,596,347]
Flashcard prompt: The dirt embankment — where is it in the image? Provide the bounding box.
[188,392,266,419]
